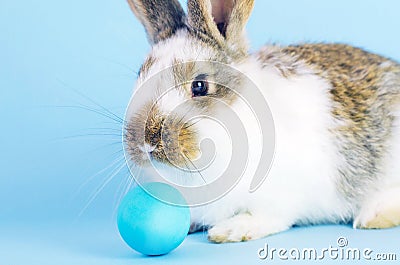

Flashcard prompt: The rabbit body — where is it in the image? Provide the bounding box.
[125,0,400,242]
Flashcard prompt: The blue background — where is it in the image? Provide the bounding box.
[1,0,399,264]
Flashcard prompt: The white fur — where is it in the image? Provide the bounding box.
[146,31,218,78]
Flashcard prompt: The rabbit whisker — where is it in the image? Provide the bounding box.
[78,161,127,217]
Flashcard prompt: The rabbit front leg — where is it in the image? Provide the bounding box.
[207,212,291,243]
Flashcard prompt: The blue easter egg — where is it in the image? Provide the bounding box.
[117,182,190,256]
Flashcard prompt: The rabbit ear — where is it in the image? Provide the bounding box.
[187,0,254,56]
[127,0,186,45]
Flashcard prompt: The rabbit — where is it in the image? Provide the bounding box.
[123,0,400,243]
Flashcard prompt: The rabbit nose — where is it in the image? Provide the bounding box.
[148,136,161,147]
[145,121,163,147]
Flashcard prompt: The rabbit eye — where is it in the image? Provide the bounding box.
[191,79,209,97]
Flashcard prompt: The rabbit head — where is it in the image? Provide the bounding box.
[124,0,256,185]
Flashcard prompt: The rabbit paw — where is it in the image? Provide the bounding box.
[354,186,400,229]
[207,213,288,243]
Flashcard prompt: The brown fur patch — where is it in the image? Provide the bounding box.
[256,46,305,77]
[127,0,186,44]
[281,44,399,123]
[138,55,156,77]
[278,43,400,203]
[172,59,196,91]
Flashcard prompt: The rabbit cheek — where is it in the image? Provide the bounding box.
[158,115,200,167]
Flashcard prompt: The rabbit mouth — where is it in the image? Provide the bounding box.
[124,132,200,170]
